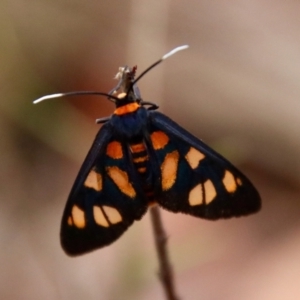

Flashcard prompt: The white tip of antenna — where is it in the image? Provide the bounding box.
[33,93,64,104]
[162,45,189,60]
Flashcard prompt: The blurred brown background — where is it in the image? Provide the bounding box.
[1,0,300,299]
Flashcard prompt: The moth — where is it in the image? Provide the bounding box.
[34,46,261,256]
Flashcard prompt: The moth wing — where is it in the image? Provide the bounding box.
[61,123,147,255]
[148,111,261,220]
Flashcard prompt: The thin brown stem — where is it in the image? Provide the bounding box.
[150,206,180,300]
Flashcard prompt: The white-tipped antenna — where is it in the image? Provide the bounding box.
[131,45,189,87]
[162,45,189,60]
[33,45,189,105]
[33,93,65,104]
[33,91,119,104]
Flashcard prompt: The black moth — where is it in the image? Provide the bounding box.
[34,46,261,256]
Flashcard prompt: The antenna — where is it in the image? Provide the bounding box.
[33,91,119,104]
[130,45,189,89]
[33,45,189,105]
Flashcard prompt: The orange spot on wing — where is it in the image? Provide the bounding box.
[107,166,136,198]
[236,177,242,186]
[188,183,204,206]
[93,206,109,227]
[67,216,73,226]
[84,169,102,191]
[71,205,86,229]
[93,205,123,227]
[222,170,237,193]
[103,206,122,224]
[114,102,140,115]
[106,141,123,159]
[204,180,216,204]
[185,147,205,169]
[150,131,169,150]
[161,150,179,190]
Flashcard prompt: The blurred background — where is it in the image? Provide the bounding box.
[1,0,300,299]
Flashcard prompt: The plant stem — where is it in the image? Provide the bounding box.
[150,206,180,300]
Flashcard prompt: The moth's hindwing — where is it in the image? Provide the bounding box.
[149,112,261,219]
[60,125,147,256]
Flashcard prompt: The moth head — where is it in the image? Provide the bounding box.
[113,65,140,105]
